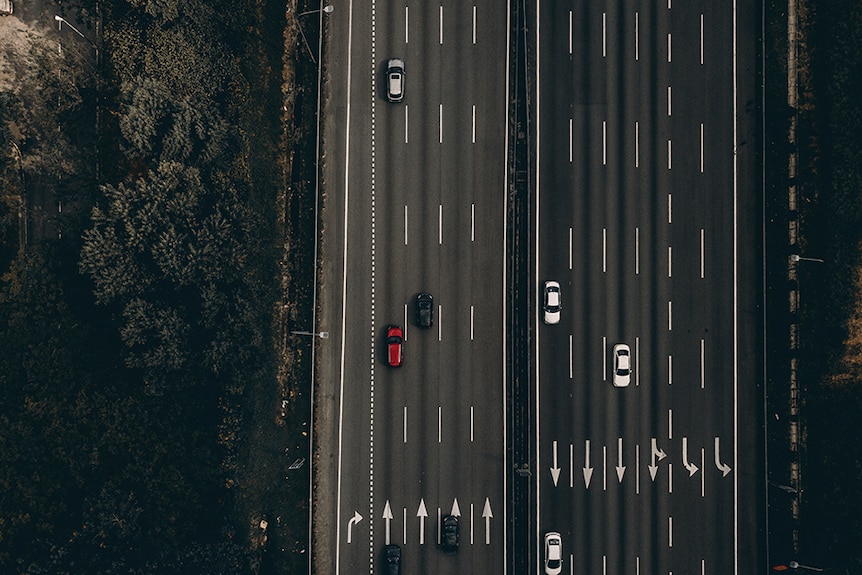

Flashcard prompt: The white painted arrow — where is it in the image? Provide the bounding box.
[450,498,461,518]
[482,497,493,544]
[649,437,667,481]
[550,440,561,486]
[382,500,393,544]
[583,440,594,488]
[714,437,732,477]
[682,437,699,476]
[417,499,428,544]
[347,511,363,543]
[615,437,626,482]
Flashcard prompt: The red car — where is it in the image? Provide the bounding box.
[386,325,403,367]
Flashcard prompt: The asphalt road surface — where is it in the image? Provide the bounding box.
[316,1,764,574]
[317,1,511,574]
[534,1,763,575]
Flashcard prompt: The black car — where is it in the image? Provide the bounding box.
[416,293,434,328]
[441,514,460,553]
[384,544,401,575]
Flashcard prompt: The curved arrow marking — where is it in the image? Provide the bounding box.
[347,511,363,544]
[714,437,732,477]
[682,437,699,477]
[649,437,667,481]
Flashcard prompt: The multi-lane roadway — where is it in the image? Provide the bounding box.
[317,1,510,574]
[536,1,763,574]
[316,1,763,574]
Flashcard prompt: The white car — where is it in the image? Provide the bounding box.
[385,58,405,102]
[543,281,561,324]
[612,343,632,387]
[544,532,562,575]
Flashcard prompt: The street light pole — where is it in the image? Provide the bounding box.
[290,330,329,339]
[295,5,334,63]
[790,254,825,263]
[297,4,334,17]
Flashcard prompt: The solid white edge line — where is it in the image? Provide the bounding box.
[534,0,541,568]
[335,1,355,573]
[504,0,512,570]
[733,0,739,571]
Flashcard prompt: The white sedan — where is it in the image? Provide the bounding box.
[544,532,562,575]
[612,343,632,387]
[543,281,561,324]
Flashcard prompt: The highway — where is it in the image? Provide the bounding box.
[317,1,511,574]
[315,0,765,574]
[535,1,763,575]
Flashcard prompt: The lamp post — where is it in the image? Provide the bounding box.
[297,4,334,17]
[790,254,824,264]
[290,330,329,339]
[296,5,333,63]
[54,15,99,58]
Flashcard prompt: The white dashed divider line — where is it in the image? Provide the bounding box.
[368,0,377,568]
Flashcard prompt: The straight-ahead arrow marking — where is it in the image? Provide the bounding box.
[383,500,393,545]
[616,437,626,482]
[417,499,428,544]
[714,437,732,477]
[450,498,461,518]
[482,498,492,545]
[583,439,594,488]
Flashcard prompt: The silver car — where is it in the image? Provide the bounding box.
[544,532,562,575]
[612,343,632,387]
[386,58,405,102]
[543,281,561,324]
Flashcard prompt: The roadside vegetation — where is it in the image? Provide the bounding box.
[0,0,318,572]
[790,0,862,571]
